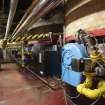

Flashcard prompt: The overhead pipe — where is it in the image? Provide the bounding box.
[28,12,64,31]
[12,0,50,38]
[12,0,39,36]
[23,0,63,33]
[11,0,63,40]
[11,0,49,39]
[4,0,18,39]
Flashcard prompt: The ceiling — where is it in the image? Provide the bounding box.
[0,0,64,42]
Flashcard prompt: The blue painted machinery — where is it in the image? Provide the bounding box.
[62,29,105,101]
[61,43,88,87]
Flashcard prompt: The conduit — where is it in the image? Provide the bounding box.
[11,0,63,40]
[4,0,18,39]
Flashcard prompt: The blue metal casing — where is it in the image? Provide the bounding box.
[61,43,88,87]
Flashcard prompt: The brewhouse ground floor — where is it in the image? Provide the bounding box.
[0,63,73,105]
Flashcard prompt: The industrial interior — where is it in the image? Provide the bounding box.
[0,0,105,105]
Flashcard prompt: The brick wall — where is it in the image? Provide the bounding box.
[65,0,105,37]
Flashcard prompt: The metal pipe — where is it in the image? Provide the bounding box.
[12,0,50,38]
[4,0,18,39]
[28,13,64,31]
[12,0,39,36]
[77,77,105,99]
[21,41,25,67]
[12,0,63,40]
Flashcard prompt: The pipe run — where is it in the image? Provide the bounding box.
[77,73,105,99]
[12,0,49,39]
[4,0,18,39]
[11,0,63,40]
[12,0,39,36]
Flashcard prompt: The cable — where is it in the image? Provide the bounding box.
[90,97,100,105]
[63,87,68,105]
[67,94,81,99]
[92,35,98,48]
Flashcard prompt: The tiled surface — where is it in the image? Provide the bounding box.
[0,63,73,105]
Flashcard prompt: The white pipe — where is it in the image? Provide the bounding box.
[12,0,63,39]
[12,0,49,38]
[4,0,18,39]
[12,0,39,36]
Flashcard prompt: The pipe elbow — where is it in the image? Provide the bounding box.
[77,81,105,99]
[83,89,101,99]
[77,84,84,94]
[77,77,93,93]
[77,85,100,99]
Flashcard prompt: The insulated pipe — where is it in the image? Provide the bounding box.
[12,0,63,40]
[12,0,49,39]
[27,0,63,31]
[4,0,18,39]
[77,75,105,99]
[12,0,39,36]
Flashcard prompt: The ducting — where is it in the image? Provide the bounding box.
[12,0,39,36]
[11,0,63,40]
[4,0,18,39]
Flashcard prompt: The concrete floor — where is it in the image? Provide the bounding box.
[0,63,73,105]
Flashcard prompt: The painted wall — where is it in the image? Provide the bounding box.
[65,0,105,39]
